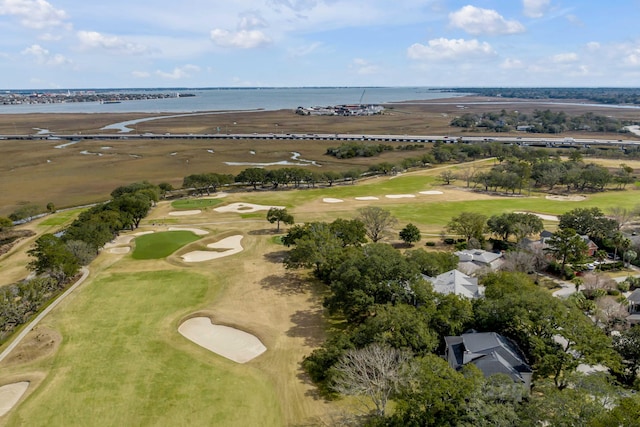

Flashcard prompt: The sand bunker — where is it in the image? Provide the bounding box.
[178,317,266,363]
[420,190,444,195]
[181,235,243,262]
[169,210,202,216]
[214,203,283,213]
[355,196,379,201]
[515,211,559,221]
[386,194,416,199]
[168,227,209,236]
[108,247,131,254]
[546,195,587,202]
[0,382,29,417]
[323,198,344,203]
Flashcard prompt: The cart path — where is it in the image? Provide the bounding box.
[0,267,90,364]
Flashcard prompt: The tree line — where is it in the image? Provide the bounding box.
[0,181,158,344]
[441,153,635,195]
[451,109,627,134]
[280,208,640,425]
[274,206,640,424]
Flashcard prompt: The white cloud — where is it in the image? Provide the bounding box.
[288,41,323,57]
[155,64,201,79]
[132,71,150,78]
[349,58,380,75]
[77,31,149,55]
[449,5,525,36]
[551,52,578,63]
[0,0,70,29]
[21,43,70,65]
[407,38,496,61]
[238,11,268,30]
[523,0,551,18]
[500,58,524,69]
[586,42,601,51]
[210,29,271,49]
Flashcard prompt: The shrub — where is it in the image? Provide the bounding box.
[443,238,456,245]
[617,281,631,292]
[425,241,436,247]
[608,289,621,296]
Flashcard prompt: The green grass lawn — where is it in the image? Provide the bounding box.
[171,198,223,209]
[5,270,281,427]
[132,231,201,259]
[38,209,83,226]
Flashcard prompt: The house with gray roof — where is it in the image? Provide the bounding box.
[423,269,484,299]
[627,289,640,326]
[454,249,504,275]
[444,331,533,389]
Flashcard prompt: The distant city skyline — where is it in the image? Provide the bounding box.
[1,0,640,89]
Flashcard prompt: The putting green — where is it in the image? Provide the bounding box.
[132,231,201,259]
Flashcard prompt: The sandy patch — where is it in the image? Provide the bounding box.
[386,194,416,199]
[515,211,559,221]
[181,235,244,263]
[420,190,444,195]
[168,227,209,236]
[214,203,283,214]
[178,317,266,363]
[108,247,131,254]
[355,196,379,201]
[0,382,29,417]
[105,235,135,247]
[546,195,587,202]
[322,198,344,203]
[169,210,202,216]
[104,231,154,248]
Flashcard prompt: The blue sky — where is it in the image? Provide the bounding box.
[1,0,640,89]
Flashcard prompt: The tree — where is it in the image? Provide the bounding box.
[9,203,41,222]
[357,206,397,243]
[283,222,345,279]
[545,228,589,273]
[559,207,618,238]
[487,212,543,243]
[235,167,266,190]
[0,216,13,232]
[446,212,487,243]
[112,192,151,229]
[27,234,79,283]
[437,169,455,185]
[399,223,421,246]
[623,249,637,268]
[392,354,479,426]
[46,202,56,213]
[329,218,367,247]
[613,325,640,387]
[266,207,294,232]
[331,344,413,417]
[158,182,174,198]
[406,249,459,276]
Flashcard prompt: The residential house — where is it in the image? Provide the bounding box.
[454,249,504,275]
[423,269,484,299]
[627,289,640,326]
[444,331,533,388]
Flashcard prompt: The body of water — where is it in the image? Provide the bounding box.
[0,87,464,114]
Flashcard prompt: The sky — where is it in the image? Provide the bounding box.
[1,0,640,89]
